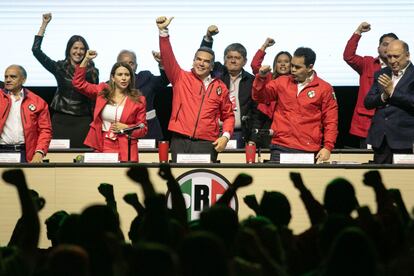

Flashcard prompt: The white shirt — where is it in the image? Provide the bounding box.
[297,72,315,95]
[391,61,410,89]
[0,90,25,145]
[229,73,242,129]
[101,102,125,131]
[382,61,411,101]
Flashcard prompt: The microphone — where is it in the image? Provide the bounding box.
[253,129,274,136]
[115,123,145,134]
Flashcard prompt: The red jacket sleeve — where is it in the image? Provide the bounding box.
[321,87,338,151]
[72,65,107,100]
[35,101,52,156]
[252,74,279,104]
[343,33,364,75]
[219,87,235,136]
[159,36,182,86]
[251,49,266,75]
[130,96,148,139]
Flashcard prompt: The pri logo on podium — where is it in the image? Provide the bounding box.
[167,169,238,221]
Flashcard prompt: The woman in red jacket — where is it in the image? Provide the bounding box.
[251,38,292,148]
[72,50,147,162]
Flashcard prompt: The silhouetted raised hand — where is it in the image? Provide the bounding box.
[243,194,260,215]
[158,163,187,227]
[363,170,383,188]
[98,183,117,213]
[123,193,145,215]
[216,173,253,206]
[2,169,40,269]
[127,166,155,199]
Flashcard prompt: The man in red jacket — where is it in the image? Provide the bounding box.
[343,22,398,148]
[253,47,338,163]
[156,16,234,162]
[0,65,52,162]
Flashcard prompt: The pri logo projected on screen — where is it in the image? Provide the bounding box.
[167,169,238,221]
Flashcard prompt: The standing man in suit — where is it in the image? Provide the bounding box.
[201,25,260,148]
[364,40,414,164]
[343,22,398,148]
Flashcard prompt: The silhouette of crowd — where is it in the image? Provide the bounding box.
[1,167,413,276]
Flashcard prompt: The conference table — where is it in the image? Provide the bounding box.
[1,148,414,248]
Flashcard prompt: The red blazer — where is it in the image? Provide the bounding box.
[72,66,147,162]
[343,33,382,138]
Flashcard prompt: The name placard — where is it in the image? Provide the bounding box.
[0,153,21,163]
[225,140,237,149]
[393,154,414,164]
[138,139,156,149]
[49,139,70,149]
[280,153,314,164]
[176,154,211,163]
[84,153,119,163]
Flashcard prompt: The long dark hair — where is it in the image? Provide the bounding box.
[272,51,292,79]
[62,35,98,82]
[100,62,142,104]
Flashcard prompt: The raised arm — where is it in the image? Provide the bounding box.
[200,25,225,75]
[200,25,219,48]
[251,37,275,75]
[2,169,40,257]
[215,173,253,206]
[252,65,279,103]
[151,50,170,88]
[158,164,187,227]
[32,13,59,74]
[157,16,182,86]
[72,50,107,99]
[290,172,326,225]
[343,22,371,74]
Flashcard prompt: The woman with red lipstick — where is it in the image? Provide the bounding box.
[251,38,292,149]
[32,13,99,148]
[72,50,147,162]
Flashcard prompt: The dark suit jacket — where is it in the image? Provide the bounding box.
[364,63,414,149]
[200,38,261,143]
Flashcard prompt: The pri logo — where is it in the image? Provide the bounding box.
[167,169,238,221]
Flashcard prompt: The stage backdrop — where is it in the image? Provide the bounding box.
[0,0,413,86]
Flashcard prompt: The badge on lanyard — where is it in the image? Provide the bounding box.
[28,104,36,111]
[307,90,315,98]
[216,86,222,96]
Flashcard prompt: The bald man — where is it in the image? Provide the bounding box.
[0,65,52,162]
[364,40,414,163]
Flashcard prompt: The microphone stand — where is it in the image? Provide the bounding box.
[118,123,145,162]
[123,130,139,163]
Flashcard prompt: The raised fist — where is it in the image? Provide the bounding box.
[259,65,271,76]
[357,22,371,34]
[207,25,219,38]
[263,37,275,48]
[156,16,174,30]
[42,13,52,24]
[85,50,97,60]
